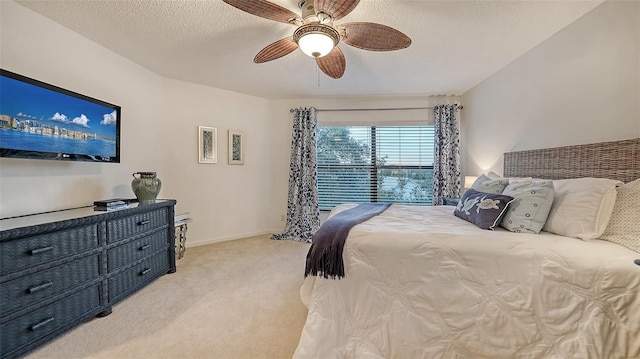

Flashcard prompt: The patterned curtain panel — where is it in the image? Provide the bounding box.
[433,104,461,205]
[272,108,320,243]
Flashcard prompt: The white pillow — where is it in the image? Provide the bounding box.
[500,178,555,234]
[543,177,622,240]
[487,171,503,180]
[599,179,640,253]
[471,174,509,194]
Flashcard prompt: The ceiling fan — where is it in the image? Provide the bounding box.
[222,0,412,79]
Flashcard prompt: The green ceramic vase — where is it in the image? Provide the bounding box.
[131,172,161,203]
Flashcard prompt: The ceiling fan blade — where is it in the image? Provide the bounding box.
[316,46,346,79]
[254,38,298,63]
[222,0,298,24]
[313,0,359,20]
[341,22,411,51]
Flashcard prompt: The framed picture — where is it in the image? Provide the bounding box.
[198,126,217,164]
[228,129,244,165]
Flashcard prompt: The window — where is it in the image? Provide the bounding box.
[317,125,435,210]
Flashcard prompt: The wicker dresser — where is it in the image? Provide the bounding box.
[0,200,176,359]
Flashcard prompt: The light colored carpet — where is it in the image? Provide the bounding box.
[25,235,311,359]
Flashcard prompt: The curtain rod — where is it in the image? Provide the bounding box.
[289,106,463,113]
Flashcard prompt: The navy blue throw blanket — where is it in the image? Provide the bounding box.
[305,203,392,279]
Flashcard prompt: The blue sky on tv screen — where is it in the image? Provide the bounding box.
[0,75,118,139]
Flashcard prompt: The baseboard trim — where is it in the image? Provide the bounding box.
[186,229,283,248]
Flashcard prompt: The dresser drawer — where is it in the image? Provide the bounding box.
[108,252,169,303]
[0,225,100,276]
[107,230,168,273]
[0,285,101,357]
[106,208,168,243]
[0,254,101,318]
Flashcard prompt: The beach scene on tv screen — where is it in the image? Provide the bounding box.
[0,75,118,160]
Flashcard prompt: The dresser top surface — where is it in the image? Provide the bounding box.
[0,200,176,234]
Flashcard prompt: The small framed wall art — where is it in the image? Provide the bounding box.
[198,126,217,164]
[228,129,244,165]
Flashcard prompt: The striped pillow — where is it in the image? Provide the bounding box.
[599,179,640,253]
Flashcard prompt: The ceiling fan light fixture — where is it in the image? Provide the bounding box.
[293,24,340,58]
[223,0,411,79]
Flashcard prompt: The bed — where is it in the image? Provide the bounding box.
[293,139,640,359]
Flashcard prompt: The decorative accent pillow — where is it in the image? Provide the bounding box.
[454,189,515,230]
[471,174,509,194]
[599,179,640,253]
[543,177,622,240]
[500,179,555,234]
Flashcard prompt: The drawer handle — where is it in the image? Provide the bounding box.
[30,317,55,331]
[137,219,150,226]
[28,281,53,294]
[140,268,151,276]
[30,246,54,255]
[139,244,151,251]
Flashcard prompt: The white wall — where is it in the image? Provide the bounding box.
[161,78,283,245]
[0,1,167,217]
[0,1,287,246]
[462,0,640,176]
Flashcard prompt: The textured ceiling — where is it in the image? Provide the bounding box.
[15,0,605,100]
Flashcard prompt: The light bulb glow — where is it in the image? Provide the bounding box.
[293,24,340,59]
[298,33,335,58]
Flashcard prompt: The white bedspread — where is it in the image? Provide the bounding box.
[294,204,640,359]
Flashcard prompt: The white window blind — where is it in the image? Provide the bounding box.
[317,125,435,210]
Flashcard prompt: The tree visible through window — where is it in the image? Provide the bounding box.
[317,125,435,210]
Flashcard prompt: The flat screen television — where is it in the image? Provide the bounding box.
[0,69,121,163]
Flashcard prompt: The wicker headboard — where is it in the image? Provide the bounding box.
[504,138,639,183]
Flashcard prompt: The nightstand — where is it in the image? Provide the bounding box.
[443,197,460,206]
